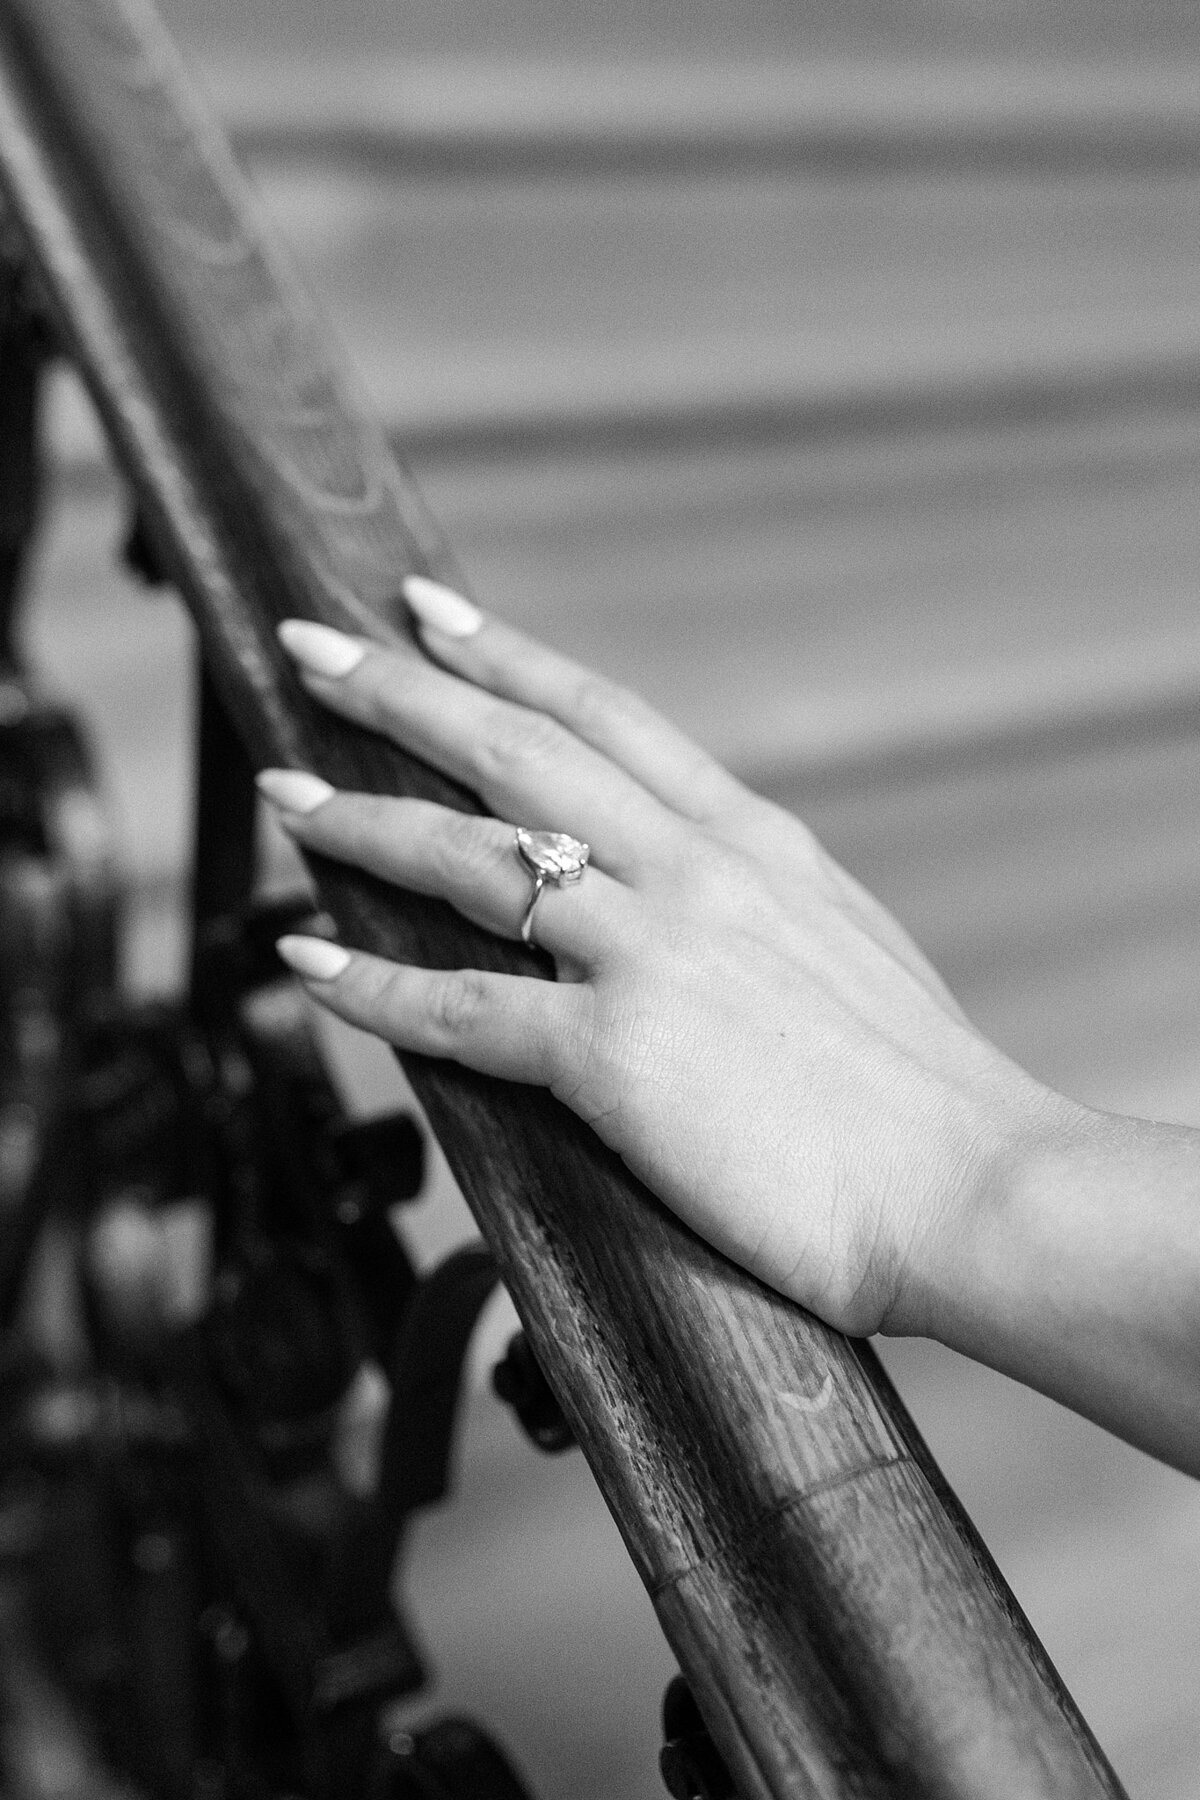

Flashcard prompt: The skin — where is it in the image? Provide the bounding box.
[266,605,1200,1479]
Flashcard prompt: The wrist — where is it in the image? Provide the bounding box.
[895,1084,1200,1471]
[880,1057,1089,1357]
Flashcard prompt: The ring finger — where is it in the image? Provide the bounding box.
[256,769,629,965]
[275,621,681,882]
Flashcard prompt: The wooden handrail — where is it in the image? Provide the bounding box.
[0,1,1130,1792]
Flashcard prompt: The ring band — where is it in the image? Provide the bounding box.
[515,827,590,946]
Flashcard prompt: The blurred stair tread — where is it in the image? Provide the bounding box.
[206,57,1200,172]
[153,0,1200,65]
[209,159,1200,451]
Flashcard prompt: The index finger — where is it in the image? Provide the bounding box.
[275,618,683,883]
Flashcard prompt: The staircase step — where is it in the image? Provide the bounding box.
[207,58,1200,177]
[154,0,1199,64]
[250,159,1200,451]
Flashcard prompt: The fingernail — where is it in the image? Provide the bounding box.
[402,575,483,639]
[276,935,352,982]
[257,768,336,815]
[278,619,367,679]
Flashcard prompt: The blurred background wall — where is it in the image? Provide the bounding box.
[20,1,1200,1794]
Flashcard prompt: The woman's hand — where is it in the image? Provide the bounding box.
[258,585,1200,1473]
[261,580,1067,1344]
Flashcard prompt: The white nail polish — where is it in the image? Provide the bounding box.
[276,935,352,982]
[257,769,336,815]
[402,575,483,639]
[278,619,367,679]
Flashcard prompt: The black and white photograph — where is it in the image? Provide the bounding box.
[0,1,1196,1795]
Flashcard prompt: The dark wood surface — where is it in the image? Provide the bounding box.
[0,0,1138,1789]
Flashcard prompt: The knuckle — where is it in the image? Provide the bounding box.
[354,956,404,1011]
[676,837,747,911]
[721,794,831,888]
[434,806,486,875]
[753,797,822,861]
[430,969,488,1036]
[475,704,565,782]
[689,762,753,827]
[331,954,407,1030]
[570,672,636,738]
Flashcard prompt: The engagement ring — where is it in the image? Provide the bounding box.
[515,827,589,946]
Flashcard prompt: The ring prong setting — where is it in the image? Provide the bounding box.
[515,828,590,885]
[515,828,590,944]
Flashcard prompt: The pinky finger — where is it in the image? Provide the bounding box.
[276,935,580,1086]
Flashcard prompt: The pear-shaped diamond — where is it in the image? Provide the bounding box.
[515,828,589,885]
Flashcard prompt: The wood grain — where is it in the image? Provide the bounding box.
[0,0,1131,1790]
